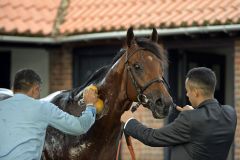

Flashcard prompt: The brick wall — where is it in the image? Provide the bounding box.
[49,47,73,92]
[121,106,165,160]
[235,39,240,160]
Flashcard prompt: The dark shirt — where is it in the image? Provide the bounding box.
[124,99,237,160]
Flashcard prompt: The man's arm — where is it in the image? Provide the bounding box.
[43,102,96,135]
[168,104,194,123]
[124,111,191,147]
[42,86,98,136]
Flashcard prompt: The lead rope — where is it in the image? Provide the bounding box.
[124,132,136,160]
[115,123,136,160]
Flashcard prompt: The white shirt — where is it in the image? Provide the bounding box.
[0,93,96,160]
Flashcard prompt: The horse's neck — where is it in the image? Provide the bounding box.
[98,55,131,118]
[82,53,135,159]
[90,55,132,137]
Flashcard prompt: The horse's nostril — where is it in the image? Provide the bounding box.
[155,98,163,106]
[164,106,169,114]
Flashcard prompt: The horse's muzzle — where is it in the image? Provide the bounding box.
[149,97,172,119]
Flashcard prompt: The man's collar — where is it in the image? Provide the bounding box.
[14,93,31,99]
[197,99,219,108]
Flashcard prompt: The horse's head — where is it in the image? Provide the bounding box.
[70,28,173,120]
[124,27,173,119]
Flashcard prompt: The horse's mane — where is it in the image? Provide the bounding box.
[69,48,126,96]
[70,38,167,97]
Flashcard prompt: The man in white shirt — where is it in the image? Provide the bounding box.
[0,69,97,160]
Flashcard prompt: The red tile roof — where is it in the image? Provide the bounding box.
[60,0,240,35]
[0,0,61,35]
[0,0,239,36]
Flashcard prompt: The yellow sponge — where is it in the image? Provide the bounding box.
[95,98,104,113]
[85,85,98,92]
[85,84,104,113]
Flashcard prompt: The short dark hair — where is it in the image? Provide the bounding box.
[13,69,42,92]
[186,67,216,96]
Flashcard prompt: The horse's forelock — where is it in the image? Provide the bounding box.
[136,38,168,68]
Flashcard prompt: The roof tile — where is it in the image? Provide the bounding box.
[0,0,239,36]
[0,0,61,35]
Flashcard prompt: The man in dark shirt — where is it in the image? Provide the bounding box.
[121,67,237,160]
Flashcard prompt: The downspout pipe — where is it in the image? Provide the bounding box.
[0,24,239,44]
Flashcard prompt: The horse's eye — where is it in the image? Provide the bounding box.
[133,64,141,70]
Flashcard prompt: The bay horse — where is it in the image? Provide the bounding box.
[0,27,173,159]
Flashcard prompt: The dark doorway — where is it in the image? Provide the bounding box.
[168,49,226,106]
[186,52,225,104]
[73,45,120,87]
[0,52,11,88]
[165,49,227,160]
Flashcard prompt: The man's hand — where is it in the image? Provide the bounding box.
[83,87,98,106]
[176,105,194,112]
[121,110,134,123]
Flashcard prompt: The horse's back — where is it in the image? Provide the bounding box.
[0,88,13,101]
[40,91,64,102]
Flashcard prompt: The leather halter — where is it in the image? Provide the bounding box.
[124,47,170,107]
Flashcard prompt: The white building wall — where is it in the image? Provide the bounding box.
[0,47,49,98]
[10,48,49,97]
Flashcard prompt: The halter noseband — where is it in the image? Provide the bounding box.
[124,47,170,111]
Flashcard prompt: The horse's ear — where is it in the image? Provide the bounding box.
[150,28,158,43]
[126,27,136,47]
